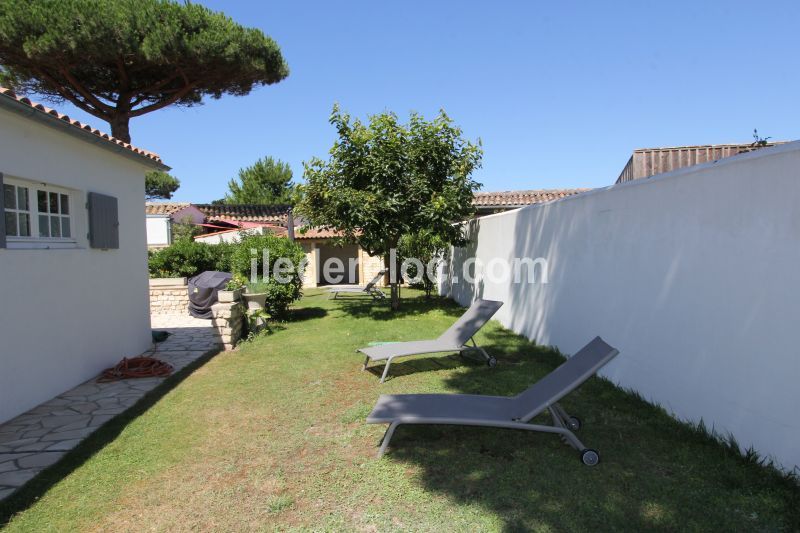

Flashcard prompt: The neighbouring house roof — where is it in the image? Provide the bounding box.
[195,225,288,240]
[294,227,349,240]
[0,87,167,169]
[145,202,192,216]
[194,204,291,224]
[473,189,590,210]
[615,141,789,184]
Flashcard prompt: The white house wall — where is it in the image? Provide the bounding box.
[146,216,171,247]
[439,142,800,471]
[0,110,153,423]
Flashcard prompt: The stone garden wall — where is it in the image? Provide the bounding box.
[149,278,244,351]
[211,302,245,351]
[149,278,190,316]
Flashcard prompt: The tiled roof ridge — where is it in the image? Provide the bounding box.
[473,188,590,206]
[0,87,163,164]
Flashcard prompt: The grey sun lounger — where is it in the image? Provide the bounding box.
[358,299,503,383]
[366,336,619,466]
[328,269,387,300]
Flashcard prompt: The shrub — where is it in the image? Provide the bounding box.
[398,231,446,297]
[213,241,235,272]
[230,233,306,319]
[148,239,230,278]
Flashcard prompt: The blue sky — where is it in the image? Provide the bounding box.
[39,1,800,202]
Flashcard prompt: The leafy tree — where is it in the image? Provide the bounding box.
[0,0,288,142]
[299,105,482,310]
[398,230,447,298]
[145,170,180,200]
[223,156,295,205]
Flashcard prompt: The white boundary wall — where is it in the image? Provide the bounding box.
[439,142,800,471]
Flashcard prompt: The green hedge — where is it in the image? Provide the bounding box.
[148,234,306,319]
[148,239,232,278]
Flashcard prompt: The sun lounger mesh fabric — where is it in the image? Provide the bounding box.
[511,336,618,421]
[436,299,505,346]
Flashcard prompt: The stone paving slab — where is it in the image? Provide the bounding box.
[0,314,221,501]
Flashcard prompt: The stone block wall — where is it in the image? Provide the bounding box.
[211,302,245,350]
[149,278,190,315]
[360,249,386,286]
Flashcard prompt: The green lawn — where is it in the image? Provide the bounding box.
[2,289,798,531]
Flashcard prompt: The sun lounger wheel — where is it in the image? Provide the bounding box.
[580,449,599,466]
[567,416,581,431]
[487,356,497,368]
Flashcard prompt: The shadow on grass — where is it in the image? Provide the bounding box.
[0,347,221,526]
[289,306,327,322]
[366,309,800,531]
[336,294,463,321]
[363,352,495,382]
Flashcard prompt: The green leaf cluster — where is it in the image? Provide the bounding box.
[147,239,231,278]
[229,232,307,319]
[145,170,180,200]
[223,156,295,205]
[0,0,288,141]
[298,105,482,259]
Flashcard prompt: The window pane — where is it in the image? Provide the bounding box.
[61,216,71,238]
[50,216,61,238]
[38,190,47,212]
[17,187,29,211]
[39,215,49,237]
[49,192,59,213]
[60,194,69,215]
[4,184,16,209]
[18,213,30,237]
[4,212,16,236]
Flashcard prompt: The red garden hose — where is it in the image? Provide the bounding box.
[97,356,174,382]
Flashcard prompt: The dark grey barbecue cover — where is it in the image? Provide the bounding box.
[187,271,232,319]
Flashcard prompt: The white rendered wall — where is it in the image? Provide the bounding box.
[0,110,154,423]
[439,142,800,471]
[194,226,269,244]
[146,216,171,247]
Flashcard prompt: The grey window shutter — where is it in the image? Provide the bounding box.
[0,173,6,248]
[87,192,119,249]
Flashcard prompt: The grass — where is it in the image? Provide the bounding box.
[1,288,798,531]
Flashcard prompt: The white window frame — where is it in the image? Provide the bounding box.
[3,176,78,249]
[3,181,32,239]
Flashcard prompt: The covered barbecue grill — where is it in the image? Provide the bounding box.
[187,271,232,319]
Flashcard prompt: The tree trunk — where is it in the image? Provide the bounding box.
[384,252,401,311]
[108,114,132,143]
[390,282,400,310]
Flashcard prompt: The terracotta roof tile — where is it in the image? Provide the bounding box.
[0,87,164,165]
[294,227,348,239]
[145,202,192,216]
[194,204,291,224]
[473,189,590,208]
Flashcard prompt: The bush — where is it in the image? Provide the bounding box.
[398,231,446,297]
[230,233,306,319]
[212,241,235,272]
[148,239,230,278]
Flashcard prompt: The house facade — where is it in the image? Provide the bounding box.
[0,88,168,424]
[294,228,385,287]
[145,202,205,248]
